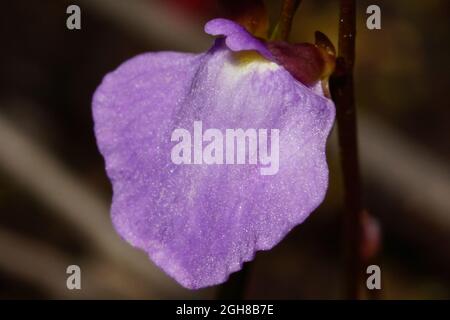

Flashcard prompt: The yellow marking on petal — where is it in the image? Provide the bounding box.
[233,51,268,64]
[228,51,279,73]
[217,51,280,90]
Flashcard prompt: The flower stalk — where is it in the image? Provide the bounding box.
[271,0,303,40]
[329,0,364,299]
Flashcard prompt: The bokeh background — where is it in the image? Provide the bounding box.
[0,0,449,299]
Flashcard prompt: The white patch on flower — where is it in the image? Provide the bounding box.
[240,60,280,73]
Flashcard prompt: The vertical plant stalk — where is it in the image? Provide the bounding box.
[330,0,363,299]
[271,0,302,40]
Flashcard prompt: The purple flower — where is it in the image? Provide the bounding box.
[92,18,335,289]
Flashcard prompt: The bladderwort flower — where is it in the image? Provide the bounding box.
[92,18,336,289]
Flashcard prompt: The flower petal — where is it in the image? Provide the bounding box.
[93,31,335,290]
[205,18,273,60]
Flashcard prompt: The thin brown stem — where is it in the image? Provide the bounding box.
[330,0,364,299]
[272,0,302,40]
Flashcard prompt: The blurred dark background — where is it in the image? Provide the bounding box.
[0,0,449,299]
